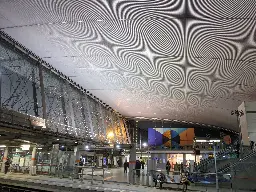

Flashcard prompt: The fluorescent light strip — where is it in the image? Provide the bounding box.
[196,140,220,143]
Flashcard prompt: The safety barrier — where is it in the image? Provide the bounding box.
[70,166,105,184]
[36,164,58,176]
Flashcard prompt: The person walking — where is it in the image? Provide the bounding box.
[166,161,171,175]
[250,141,254,150]
[135,160,141,177]
[124,160,129,173]
[141,159,145,170]
[180,163,184,173]
[4,159,10,174]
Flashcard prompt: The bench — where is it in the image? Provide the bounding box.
[151,171,187,190]
[153,177,183,189]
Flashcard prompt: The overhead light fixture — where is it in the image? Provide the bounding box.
[57,139,59,141]
[142,143,147,147]
[21,144,30,150]
[196,139,220,143]
[0,145,6,148]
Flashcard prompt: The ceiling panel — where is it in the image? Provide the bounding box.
[1,0,256,130]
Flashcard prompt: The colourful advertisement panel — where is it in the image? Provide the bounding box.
[148,128,195,148]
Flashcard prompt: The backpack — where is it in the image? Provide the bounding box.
[157,173,166,182]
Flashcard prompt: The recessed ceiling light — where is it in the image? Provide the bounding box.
[154,113,156,115]
[56,139,59,141]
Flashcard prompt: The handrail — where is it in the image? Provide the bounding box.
[72,166,106,184]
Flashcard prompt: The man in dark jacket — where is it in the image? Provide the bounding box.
[124,160,129,173]
[4,159,10,174]
[135,160,141,177]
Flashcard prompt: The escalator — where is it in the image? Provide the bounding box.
[218,147,256,174]
[196,146,238,173]
[229,150,256,191]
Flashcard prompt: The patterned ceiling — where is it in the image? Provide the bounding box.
[1,0,256,131]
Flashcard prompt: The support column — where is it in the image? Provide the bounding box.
[74,146,80,165]
[1,147,8,173]
[30,146,37,175]
[129,144,136,184]
[38,64,47,120]
[183,153,186,166]
[31,146,37,166]
[73,146,80,179]
[32,68,39,117]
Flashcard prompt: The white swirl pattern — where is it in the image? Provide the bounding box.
[0,0,256,130]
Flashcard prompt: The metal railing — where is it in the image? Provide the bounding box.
[36,164,58,176]
[71,166,106,184]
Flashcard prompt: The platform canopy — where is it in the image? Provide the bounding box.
[0,0,256,130]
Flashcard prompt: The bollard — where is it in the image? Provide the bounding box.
[102,168,105,184]
[91,167,94,185]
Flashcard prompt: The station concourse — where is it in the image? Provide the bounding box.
[1,0,256,191]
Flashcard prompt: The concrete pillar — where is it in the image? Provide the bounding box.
[30,146,37,175]
[31,146,37,166]
[1,147,8,173]
[129,144,136,184]
[74,146,80,165]
[73,146,80,179]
